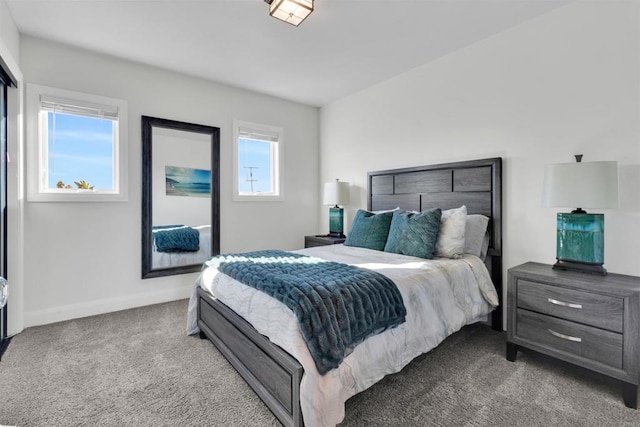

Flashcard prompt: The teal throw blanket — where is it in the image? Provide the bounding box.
[153,225,200,253]
[209,250,407,375]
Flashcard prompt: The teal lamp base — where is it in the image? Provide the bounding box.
[328,206,345,238]
[553,212,607,276]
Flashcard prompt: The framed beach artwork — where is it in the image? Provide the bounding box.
[165,166,211,197]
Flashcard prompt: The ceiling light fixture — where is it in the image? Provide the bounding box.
[264,0,314,26]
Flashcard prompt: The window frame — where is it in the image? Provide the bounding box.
[26,84,128,202]
[232,120,284,202]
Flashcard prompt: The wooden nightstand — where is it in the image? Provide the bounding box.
[506,262,640,408]
[304,235,346,248]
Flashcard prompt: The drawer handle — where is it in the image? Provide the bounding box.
[548,329,582,343]
[548,298,582,309]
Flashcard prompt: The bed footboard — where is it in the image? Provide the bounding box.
[197,287,304,427]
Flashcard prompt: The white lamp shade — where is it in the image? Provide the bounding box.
[323,181,349,206]
[542,161,619,209]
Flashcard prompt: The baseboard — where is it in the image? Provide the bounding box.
[23,285,194,328]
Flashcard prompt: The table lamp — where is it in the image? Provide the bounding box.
[323,179,349,238]
[542,155,618,275]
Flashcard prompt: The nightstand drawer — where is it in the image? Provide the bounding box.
[516,309,623,369]
[517,279,623,332]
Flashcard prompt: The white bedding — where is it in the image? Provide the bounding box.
[152,225,211,269]
[186,244,498,427]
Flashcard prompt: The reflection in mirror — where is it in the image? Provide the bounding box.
[142,116,220,279]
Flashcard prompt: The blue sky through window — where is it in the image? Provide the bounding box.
[47,112,114,190]
[238,138,272,193]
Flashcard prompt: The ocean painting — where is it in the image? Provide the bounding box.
[165,166,211,197]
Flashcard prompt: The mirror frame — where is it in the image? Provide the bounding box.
[141,116,220,279]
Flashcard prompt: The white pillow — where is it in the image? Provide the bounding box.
[435,205,467,259]
[464,214,490,259]
[371,207,400,214]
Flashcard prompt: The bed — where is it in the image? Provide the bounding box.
[188,158,502,427]
[152,224,212,269]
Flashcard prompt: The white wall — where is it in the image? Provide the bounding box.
[0,0,19,60]
[320,1,640,324]
[20,36,319,327]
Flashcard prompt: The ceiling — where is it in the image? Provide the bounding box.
[6,0,571,107]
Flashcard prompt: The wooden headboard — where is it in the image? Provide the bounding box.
[367,157,503,330]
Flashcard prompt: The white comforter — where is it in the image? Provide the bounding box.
[186,245,498,427]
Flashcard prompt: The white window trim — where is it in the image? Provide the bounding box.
[232,119,284,202]
[26,84,128,202]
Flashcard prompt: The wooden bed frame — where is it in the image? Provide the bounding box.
[197,157,502,427]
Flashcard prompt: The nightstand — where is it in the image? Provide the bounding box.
[304,235,346,248]
[506,262,640,408]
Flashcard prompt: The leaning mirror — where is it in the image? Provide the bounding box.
[141,116,220,279]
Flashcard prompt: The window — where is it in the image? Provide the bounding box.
[27,84,128,201]
[233,120,283,201]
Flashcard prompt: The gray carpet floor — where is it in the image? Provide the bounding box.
[0,299,638,426]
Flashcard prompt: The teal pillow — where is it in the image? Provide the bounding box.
[384,209,442,259]
[344,209,394,251]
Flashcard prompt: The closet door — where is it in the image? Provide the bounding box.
[0,61,13,359]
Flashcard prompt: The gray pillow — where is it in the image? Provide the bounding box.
[384,209,442,259]
[464,214,490,259]
[344,209,394,251]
